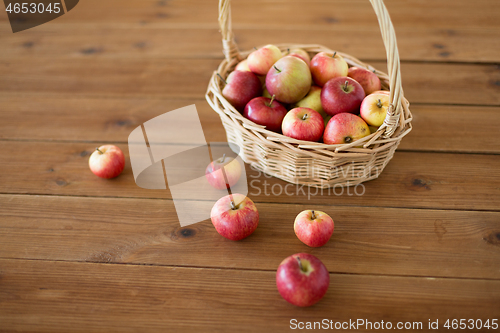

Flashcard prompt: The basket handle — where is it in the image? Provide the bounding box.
[218,0,403,137]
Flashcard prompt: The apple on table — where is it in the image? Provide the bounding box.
[323,113,370,145]
[276,253,330,307]
[294,210,334,247]
[310,51,348,87]
[266,56,312,104]
[282,107,324,142]
[211,193,259,241]
[221,70,262,112]
[244,95,288,133]
[321,76,365,116]
[205,154,242,190]
[89,145,125,179]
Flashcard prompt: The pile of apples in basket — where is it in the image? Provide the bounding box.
[221,44,387,144]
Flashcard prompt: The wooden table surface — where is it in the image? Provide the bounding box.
[1,0,499,332]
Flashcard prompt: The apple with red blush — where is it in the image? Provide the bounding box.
[310,51,348,87]
[247,44,283,76]
[360,91,390,127]
[348,66,381,95]
[294,210,334,247]
[276,253,330,307]
[266,56,312,104]
[323,113,370,145]
[89,145,125,179]
[287,48,311,66]
[221,70,262,112]
[205,154,242,190]
[211,194,259,241]
[282,107,324,142]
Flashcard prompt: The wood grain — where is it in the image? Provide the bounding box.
[1,194,499,279]
[0,141,498,211]
[0,259,499,333]
[1,95,499,154]
[1,25,498,63]
[1,59,499,106]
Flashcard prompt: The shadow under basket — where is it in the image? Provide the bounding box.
[206,0,412,189]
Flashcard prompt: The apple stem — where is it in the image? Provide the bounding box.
[253,46,257,50]
[273,65,281,73]
[311,210,316,220]
[377,99,382,108]
[333,51,337,57]
[95,147,104,155]
[302,114,308,120]
[220,153,226,163]
[345,136,353,143]
[267,94,276,107]
[296,257,304,272]
[217,73,227,85]
[343,80,349,91]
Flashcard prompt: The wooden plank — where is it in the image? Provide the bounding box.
[0,258,499,332]
[1,0,498,30]
[1,95,499,154]
[1,194,500,279]
[0,59,500,106]
[1,26,499,63]
[0,141,498,211]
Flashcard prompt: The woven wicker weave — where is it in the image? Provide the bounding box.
[205,0,412,189]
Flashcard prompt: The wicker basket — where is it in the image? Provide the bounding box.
[205,0,412,189]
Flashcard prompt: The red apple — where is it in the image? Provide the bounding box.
[266,56,312,104]
[282,107,324,142]
[320,77,365,116]
[210,194,259,241]
[310,51,349,87]
[221,70,262,112]
[294,210,334,247]
[276,253,330,307]
[359,91,390,127]
[243,95,288,132]
[323,113,370,145]
[247,44,282,76]
[89,145,125,179]
[348,67,382,95]
[205,154,242,190]
[287,48,311,67]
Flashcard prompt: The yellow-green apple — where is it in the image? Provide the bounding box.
[359,92,390,127]
[247,44,282,76]
[287,48,311,66]
[294,210,334,247]
[211,194,259,241]
[89,145,125,179]
[243,95,288,132]
[320,77,365,115]
[282,107,324,142]
[276,253,330,307]
[293,85,328,119]
[205,154,242,190]
[262,86,272,98]
[266,56,312,104]
[323,113,370,144]
[369,125,379,134]
[235,59,251,72]
[310,51,348,87]
[221,70,262,112]
[348,67,382,95]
